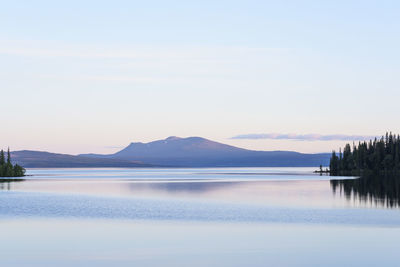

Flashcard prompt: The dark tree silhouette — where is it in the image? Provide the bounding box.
[330,132,400,176]
[0,148,25,177]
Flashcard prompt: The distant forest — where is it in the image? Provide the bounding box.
[330,132,400,176]
[0,149,25,177]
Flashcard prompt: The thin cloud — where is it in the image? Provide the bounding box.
[230,133,377,141]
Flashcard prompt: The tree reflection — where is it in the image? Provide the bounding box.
[331,174,400,208]
[0,178,25,191]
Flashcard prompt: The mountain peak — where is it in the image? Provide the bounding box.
[80,136,330,167]
[165,136,181,141]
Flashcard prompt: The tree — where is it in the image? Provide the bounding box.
[7,147,11,164]
[329,133,400,176]
[329,151,339,176]
[13,164,25,177]
[0,150,4,165]
[0,147,25,177]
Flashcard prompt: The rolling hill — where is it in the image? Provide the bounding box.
[11,150,152,168]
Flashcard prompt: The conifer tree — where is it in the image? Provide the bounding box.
[329,132,400,176]
[0,150,4,165]
[7,147,11,164]
[0,147,25,177]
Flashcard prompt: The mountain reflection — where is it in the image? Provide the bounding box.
[330,175,400,208]
[128,181,237,193]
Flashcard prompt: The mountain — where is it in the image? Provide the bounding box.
[80,136,331,167]
[11,150,152,168]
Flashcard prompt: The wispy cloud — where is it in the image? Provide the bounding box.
[230,133,377,141]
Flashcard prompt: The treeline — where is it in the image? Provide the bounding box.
[0,148,25,177]
[330,132,400,176]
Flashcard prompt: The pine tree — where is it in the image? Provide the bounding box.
[0,147,25,177]
[7,147,11,164]
[329,151,339,176]
[0,150,4,165]
[329,133,400,176]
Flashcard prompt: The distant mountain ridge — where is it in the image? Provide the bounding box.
[11,150,152,168]
[80,136,331,167]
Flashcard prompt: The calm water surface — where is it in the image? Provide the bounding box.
[1,167,399,266]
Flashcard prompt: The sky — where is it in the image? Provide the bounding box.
[1,0,399,154]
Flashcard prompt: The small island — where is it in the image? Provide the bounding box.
[314,165,330,174]
[329,132,400,176]
[0,148,25,177]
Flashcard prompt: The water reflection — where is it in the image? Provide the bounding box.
[331,175,400,208]
[0,179,24,191]
[128,181,236,193]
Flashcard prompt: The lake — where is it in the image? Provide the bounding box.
[1,167,400,266]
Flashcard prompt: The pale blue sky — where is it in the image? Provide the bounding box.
[1,0,399,154]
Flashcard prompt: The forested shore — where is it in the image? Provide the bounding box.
[329,133,400,176]
[0,149,25,177]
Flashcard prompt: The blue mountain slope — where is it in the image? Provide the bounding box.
[11,150,152,168]
[81,136,331,167]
